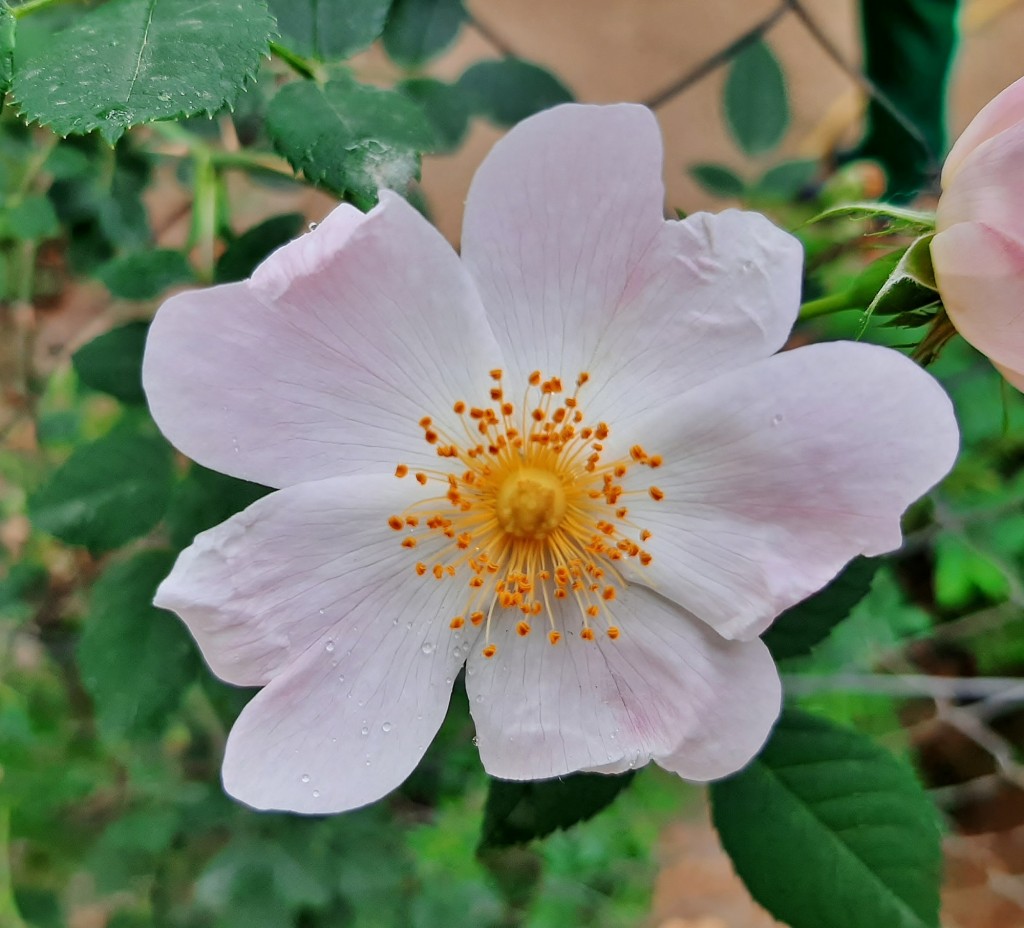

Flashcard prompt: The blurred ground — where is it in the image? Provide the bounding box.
[20,1,1024,925]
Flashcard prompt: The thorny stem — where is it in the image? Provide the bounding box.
[643,2,790,110]
[467,11,518,58]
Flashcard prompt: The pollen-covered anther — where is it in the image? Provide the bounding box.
[580,628,596,641]
[388,515,404,531]
[450,616,465,629]
[482,644,497,659]
[516,621,531,636]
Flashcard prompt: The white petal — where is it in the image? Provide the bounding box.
[144,193,503,488]
[613,342,958,639]
[461,104,801,420]
[465,585,780,781]
[156,474,480,813]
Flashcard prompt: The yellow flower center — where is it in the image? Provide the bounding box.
[496,468,567,539]
[388,370,664,658]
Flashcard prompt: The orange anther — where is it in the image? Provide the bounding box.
[580,627,596,641]
[432,564,444,580]
[549,630,562,645]
[405,516,419,527]
[577,372,590,385]
[401,537,418,548]
[586,605,599,618]
[415,472,428,485]
[648,455,663,468]
[415,562,427,576]
[607,626,620,640]
[649,486,664,502]
[490,388,503,401]
[395,464,409,478]
[516,621,531,637]
[529,370,542,386]
[482,644,497,659]
[419,416,432,429]
[639,551,653,566]
[469,577,484,588]
[453,400,466,414]
[602,587,616,601]
[640,529,652,542]
[470,611,485,626]
[502,402,514,416]
[490,368,503,381]
[424,430,438,444]
[388,516,404,531]
[450,616,465,629]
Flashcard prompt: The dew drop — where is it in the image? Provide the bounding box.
[365,760,371,767]
[382,721,393,733]
[300,774,310,783]
[474,695,484,703]
[360,725,369,736]
[324,640,335,652]
[771,414,784,426]
[157,91,172,102]
[308,221,319,231]
[312,789,320,798]
[318,608,326,616]
[421,642,434,655]
[337,674,345,683]
[472,736,479,746]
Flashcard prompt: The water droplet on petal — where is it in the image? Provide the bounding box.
[308,221,319,231]
[421,642,434,655]
[360,725,369,736]
[300,774,310,783]
[472,736,479,746]
[771,413,784,426]
[324,640,335,653]
[312,789,320,798]
[337,674,345,683]
[382,722,392,733]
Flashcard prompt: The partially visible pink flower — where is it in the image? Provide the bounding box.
[932,75,1024,390]
[143,104,958,814]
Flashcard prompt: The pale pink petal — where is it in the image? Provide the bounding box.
[156,474,473,686]
[943,75,1024,186]
[156,473,479,813]
[936,121,1024,243]
[611,342,958,640]
[144,192,503,488]
[932,221,1024,377]
[461,104,802,419]
[465,585,780,781]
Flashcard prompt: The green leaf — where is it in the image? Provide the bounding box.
[457,58,573,127]
[29,425,173,552]
[723,39,789,156]
[764,557,880,659]
[215,212,304,283]
[479,772,635,849]
[266,77,433,205]
[0,194,59,240]
[72,320,150,404]
[0,1,15,95]
[165,464,270,551]
[78,550,199,739]
[267,0,391,59]
[711,709,942,928]
[398,77,470,153]
[755,158,818,199]
[12,0,275,144]
[383,0,467,67]
[688,162,746,199]
[858,0,958,198]
[97,248,193,300]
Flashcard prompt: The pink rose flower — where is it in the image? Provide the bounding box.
[144,104,958,814]
[932,75,1024,390]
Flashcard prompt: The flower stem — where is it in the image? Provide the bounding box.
[10,0,68,18]
[269,40,322,81]
[0,807,27,928]
[798,292,858,320]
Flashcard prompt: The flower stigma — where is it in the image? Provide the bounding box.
[387,370,664,658]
